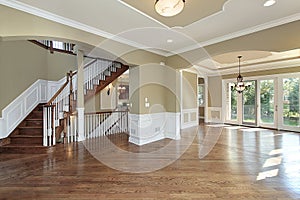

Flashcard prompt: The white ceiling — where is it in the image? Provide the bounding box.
[1,0,300,73]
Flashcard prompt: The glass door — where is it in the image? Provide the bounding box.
[226,83,238,122]
[242,80,257,125]
[281,77,300,131]
[259,79,277,128]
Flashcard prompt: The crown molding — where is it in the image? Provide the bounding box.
[166,13,300,56]
[204,56,300,77]
[0,0,167,56]
[1,0,299,58]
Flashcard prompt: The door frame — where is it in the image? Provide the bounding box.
[257,78,278,129]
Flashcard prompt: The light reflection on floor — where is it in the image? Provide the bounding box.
[211,124,300,195]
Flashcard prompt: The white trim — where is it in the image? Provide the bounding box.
[165,13,300,56]
[128,112,180,146]
[206,57,300,77]
[207,107,223,123]
[0,79,63,139]
[77,107,85,141]
[181,108,198,129]
[0,0,165,56]
[1,0,299,57]
[118,0,168,29]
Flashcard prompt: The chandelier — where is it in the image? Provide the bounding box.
[155,0,185,17]
[235,56,249,93]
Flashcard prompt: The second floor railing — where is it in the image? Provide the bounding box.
[84,111,128,139]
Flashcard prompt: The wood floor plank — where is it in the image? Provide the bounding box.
[0,125,299,199]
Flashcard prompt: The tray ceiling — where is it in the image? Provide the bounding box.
[120,0,227,27]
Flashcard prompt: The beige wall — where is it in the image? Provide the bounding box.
[46,51,77,80]
[207,76,222,107]
[84,93,101,113]
[0,40,46,115]
[129,64,180,114]
[0,5,166,68]
[0,40,76,116]
[166,54,192,69]
[100,82,117,110]
[182,71,197,109]
[84,81,119,113]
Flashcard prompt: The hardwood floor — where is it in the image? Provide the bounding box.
[0,124,299,199]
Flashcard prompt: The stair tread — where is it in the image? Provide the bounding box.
[19,126,43,129]
[26,118,43,121]
[11,135,43,138]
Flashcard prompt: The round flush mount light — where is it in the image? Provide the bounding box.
[167,39,173,43]
[264,0,276,7]
[155,0,185,17]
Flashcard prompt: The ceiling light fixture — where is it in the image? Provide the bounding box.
[155,0,185,17]
[264,0,276,7]
[235,56,250,93]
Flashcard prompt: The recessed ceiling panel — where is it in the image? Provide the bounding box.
[120,0,228,27]
[213,51,273,65]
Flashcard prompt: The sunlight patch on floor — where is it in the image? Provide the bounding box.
[257,169,279,181]
[263,156,282,168]
[269,149,283,155]
[206,124,230,127]
[224,126,244,130]
[240,128,266,132]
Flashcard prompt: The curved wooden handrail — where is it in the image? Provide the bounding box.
[45,80,69,106]
[45,69,78,107]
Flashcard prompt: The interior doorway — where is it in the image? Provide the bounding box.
[198,77,205,124]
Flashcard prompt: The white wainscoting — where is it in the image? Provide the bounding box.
[129,112,180,146]
[0,79,64,139]
[207,107,223,123]
[181,108,198,129]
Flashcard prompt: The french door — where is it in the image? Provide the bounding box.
[242,80,257,125]
[258,79,277,129]
[279,77,300,131]
[225,75,300,132]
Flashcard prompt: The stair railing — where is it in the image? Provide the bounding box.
[43,57,127,146]
[84,110,128,139]
[82,59,121,94]
[43,71,75,146]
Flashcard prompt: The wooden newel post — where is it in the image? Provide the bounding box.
[63,111,68,144]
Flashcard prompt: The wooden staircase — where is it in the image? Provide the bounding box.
[0,61,129,153]
[0,104,51,154]
[84,63,129,101]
